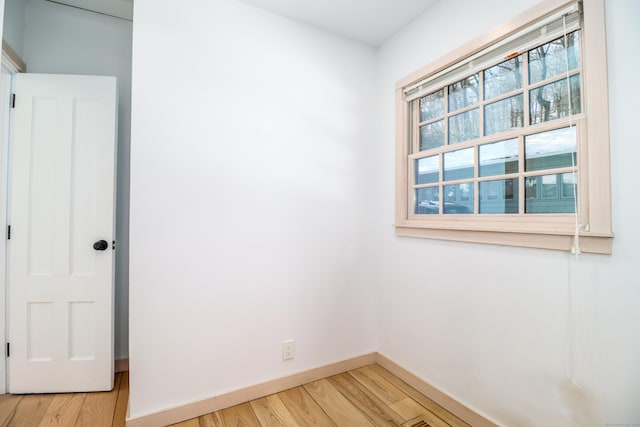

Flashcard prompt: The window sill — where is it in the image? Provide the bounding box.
[395,224,613,254]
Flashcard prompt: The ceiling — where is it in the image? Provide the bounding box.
[48,0,439,46]
[47,0,133,21]
[238,0,440,46]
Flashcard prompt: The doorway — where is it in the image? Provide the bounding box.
[0,41,26,395]
[0,0,132,393]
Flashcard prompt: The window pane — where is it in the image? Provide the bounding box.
[562,172,576,198]
[449,74,479,112]
[529,31,580,84]
[444,148,474,181]
[480,179,518,214]
[444,183,474,214]
[415,187,440,215]
[449,109,479,144]
[541,174,558,198]
[525,174,576,213]
[479,138,519,177]
[530,74,581,124]
[484,55,523,100]
[525,126,576,172]
[420,120,444,151]
[415,156,439,185]
[420,90,444,122]
[484,94,524,136]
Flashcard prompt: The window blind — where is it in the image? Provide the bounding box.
[404,3,581,102]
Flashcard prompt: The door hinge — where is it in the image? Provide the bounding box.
[10,93,15,108]
[6,343,9,358]
[6,225,10,240]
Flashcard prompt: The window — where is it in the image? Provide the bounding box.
[395,0,612,254]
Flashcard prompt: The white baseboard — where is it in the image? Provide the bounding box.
[125,352,496,427]
[115,358,129,373]
[376,353,499,427]
[126,353,377,427]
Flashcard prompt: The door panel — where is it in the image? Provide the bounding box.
[8,73,117,393]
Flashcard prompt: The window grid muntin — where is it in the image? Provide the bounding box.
[411,31,582,217]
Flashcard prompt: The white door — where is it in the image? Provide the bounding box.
[7,74,117,393]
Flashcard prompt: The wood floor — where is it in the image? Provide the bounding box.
[0,371,129,427]
[169,365,470,427]
[0,365,469,427]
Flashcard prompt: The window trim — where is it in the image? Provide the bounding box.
[395,0,613,254]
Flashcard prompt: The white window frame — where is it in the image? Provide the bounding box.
[395,0,612,254]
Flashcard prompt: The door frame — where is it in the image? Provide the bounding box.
[0,41,25,394]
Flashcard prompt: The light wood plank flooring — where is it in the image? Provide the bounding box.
[0,371,128,427]
[0,365,469,427]
[170,365,470,427]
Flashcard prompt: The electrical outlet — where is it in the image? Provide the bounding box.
[282,339,295,361]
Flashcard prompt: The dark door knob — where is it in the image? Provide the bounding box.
[93,240,109,251]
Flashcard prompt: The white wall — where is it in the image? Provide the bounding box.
[0,0,4,46]
[128,0,377,418]
[23,0,132,360]
[2,0,26,57]
[130,0,640,423]
[373,0,640,426]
